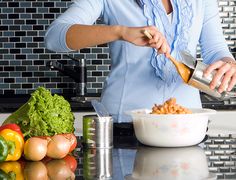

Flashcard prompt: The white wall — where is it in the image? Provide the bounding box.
[207,110,236,135]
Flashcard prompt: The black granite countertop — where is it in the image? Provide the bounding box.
[1,93,236,113]
[0,134,235,179]
[73,134,236,180]
[200,93,236,110]
[0,94,96,113]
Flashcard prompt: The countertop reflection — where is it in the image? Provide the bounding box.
[79,135,236,180]
[0,135,235,179]
[124,146,214,180]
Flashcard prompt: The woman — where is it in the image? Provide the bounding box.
[45,0,235,122]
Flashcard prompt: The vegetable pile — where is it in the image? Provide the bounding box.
[0,87,79,179]
[0,127,77,179]
[3,87,75,138]
[0,124,77,162]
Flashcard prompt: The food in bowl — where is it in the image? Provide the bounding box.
[127,108,216,147]
[151,98,192,114]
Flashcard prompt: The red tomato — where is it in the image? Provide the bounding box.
[63,155,77,172]
[0,123,24,139]
[61,133,77,152]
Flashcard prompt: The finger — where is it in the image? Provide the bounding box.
[218,68,235,93]
[149,34,160,44]
[158,44,166,54]
[165,51,171,58]
[159,43,169,54]
[149,43,158,48]
[227,73,236,91]
[166,45,171,54]
[143,29,153,39]
[161,39,170,54]
[155,37,164,50]
[149,42,162,50]
[147,26,159,35]
[144,27,159,41]
[203,61,225,77]
[210,63,231,90]
[144,28,170,54]
[149,42,167,55]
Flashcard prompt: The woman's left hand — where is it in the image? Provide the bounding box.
[203,58,236,93]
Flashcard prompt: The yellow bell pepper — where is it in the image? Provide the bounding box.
[0,129,24,161]
[0,161,24,180]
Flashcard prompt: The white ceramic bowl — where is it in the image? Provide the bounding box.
[125,146,217,180]
[127,108,216,147]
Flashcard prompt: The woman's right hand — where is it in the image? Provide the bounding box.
[121,26,170,54]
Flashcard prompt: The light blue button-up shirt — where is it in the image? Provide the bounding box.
[45,0,233,122]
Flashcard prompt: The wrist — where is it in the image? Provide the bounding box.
[222,57,236,64]
[113,25,126,40]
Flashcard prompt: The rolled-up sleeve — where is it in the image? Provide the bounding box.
[199,0,234,64]
[45,0,104,52]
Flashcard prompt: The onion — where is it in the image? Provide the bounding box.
[24,137,48,161]
[24,161,48,180]
[46,159,75,180]
[47,135,71,159]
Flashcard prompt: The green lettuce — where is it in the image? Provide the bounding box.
[3,87,75,138]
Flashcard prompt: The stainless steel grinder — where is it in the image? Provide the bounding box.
[83,115,113,149]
